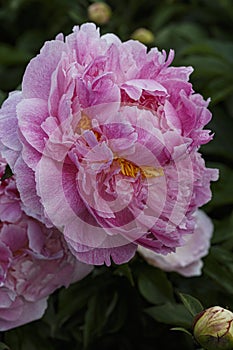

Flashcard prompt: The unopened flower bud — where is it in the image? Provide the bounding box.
[87,2,112,25]
[193,306,233,350]
[131,28,155,45]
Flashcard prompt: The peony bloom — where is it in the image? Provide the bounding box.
[0,23,218,266]
[137,210,213,277]
[0,155,93,331]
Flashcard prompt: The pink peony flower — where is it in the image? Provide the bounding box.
[137,210,214,277]
[0,23,218,266]
[0,156,93,331]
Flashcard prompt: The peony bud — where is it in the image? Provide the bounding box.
[193,306,233,350]
[131,28,155,45]
[87,2,112,25]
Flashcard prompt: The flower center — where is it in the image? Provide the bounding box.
[117,158,164,179]
[76,113,92,132]
[75,114,164,179]
[118,158,140,177]
[75,113,101,141]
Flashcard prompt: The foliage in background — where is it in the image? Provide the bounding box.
[0,0,232,349]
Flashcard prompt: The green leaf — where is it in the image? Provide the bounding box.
[204,251,233,294]
[202,107,233,162]
[83,293,108,348]
[5,323,54,350]
[0,342,10,350]
[210,84,233,104]
[0,44,31,66]
[212,211,233,244]
[16,30,45,53]
[137,265,174,305]
[180,39,233,64]
[145,302,193,328]
[103,293,128,335]
[171,327,193,337]
[181,55,228,78]
[211,246,233,263]
[0,90,6,106]
[114,263,135,286]
[151,5,188,31]
[178,293,203,317]
[104,292,119,319]
[203,163,233,211]
[207,40,233,64]
[57,281,95,327]
[175,23,208,43]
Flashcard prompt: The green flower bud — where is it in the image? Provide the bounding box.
[131,28,155,45]
[193,306,233,350]
[87,2,112,25]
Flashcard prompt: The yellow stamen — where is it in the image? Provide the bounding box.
[117,158,164,179]
[75,113,101,141]
[141,166,164,178]
[118,158,140,178]
[77,113,92,131]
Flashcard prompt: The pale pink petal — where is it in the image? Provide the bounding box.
[14,156,48,224]
[121,79,167,100]
[0,91,22,168]
[22,40,66,99]
[66,236,137,266]
[0,297,48,331]
[138,210,214,277]
[17,98,49,154]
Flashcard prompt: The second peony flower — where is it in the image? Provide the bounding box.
[0,23,218,266]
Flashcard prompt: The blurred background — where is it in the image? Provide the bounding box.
[0,0,233,349]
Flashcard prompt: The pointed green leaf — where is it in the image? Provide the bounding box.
[171,327,193,337]
[204,252,233,294]
[83,290,120,348]
[178,293,203,317]
[114,263,135,286]
[0,342,10,350]
[138,265,174,305]
[145,303,193,328]
[212,212,233,244]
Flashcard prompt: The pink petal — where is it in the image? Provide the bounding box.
[17,98,49,154]
[121,79,167,100]
[0,297,47,331]
[22,40,66,99]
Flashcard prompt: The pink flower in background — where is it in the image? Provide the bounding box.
[0,23,218,266]
[0,154,21,223]
[138,210,214,277]
[0,157,93,331]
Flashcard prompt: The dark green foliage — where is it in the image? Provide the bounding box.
[0,0,233,349]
